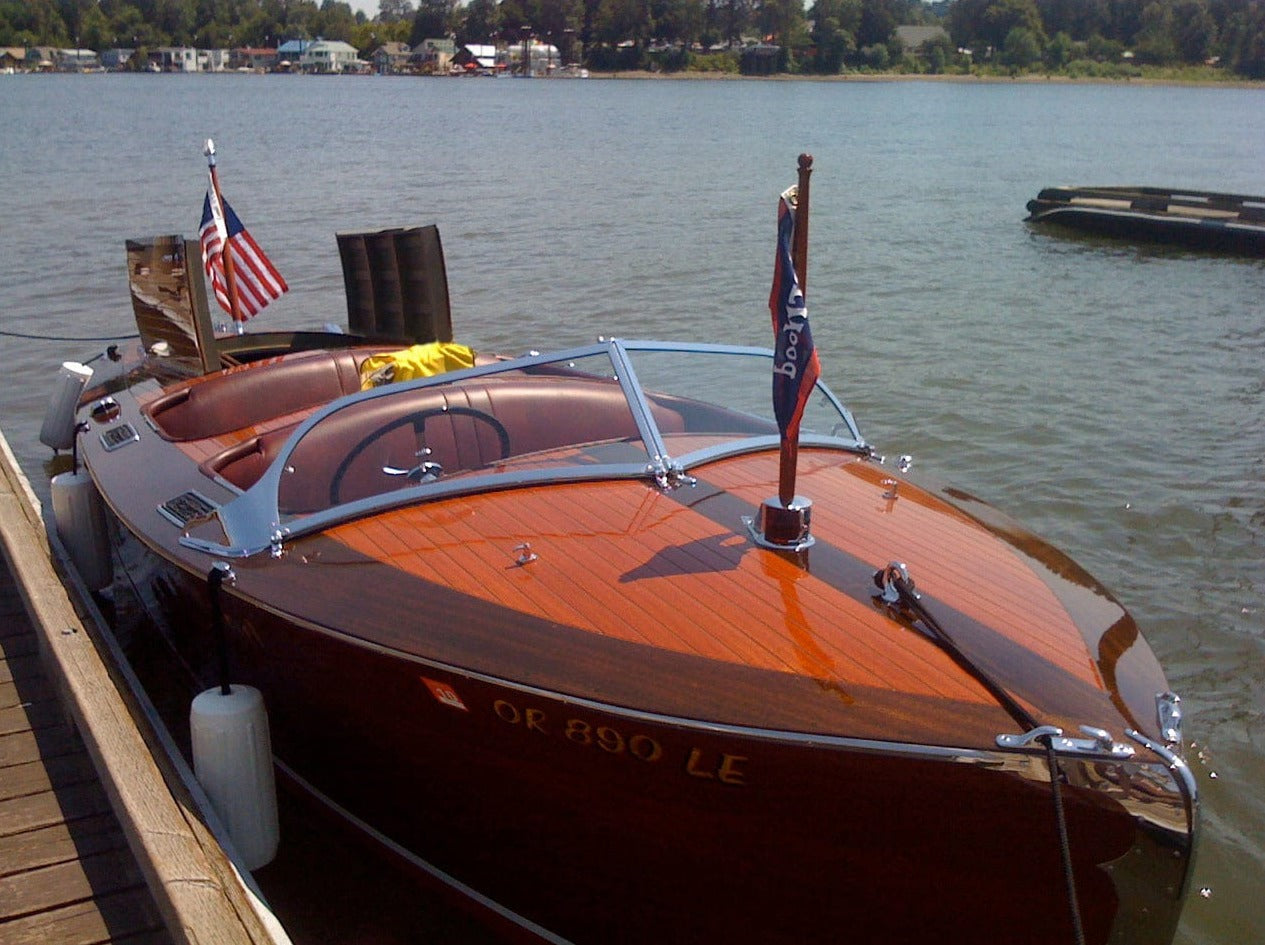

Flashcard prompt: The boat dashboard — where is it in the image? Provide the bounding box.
[177,339,869,557]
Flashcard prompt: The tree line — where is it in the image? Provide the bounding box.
[3,0,1263,78]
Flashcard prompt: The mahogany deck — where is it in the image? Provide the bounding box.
[0,564,172,945]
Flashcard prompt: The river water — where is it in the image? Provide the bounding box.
[1,74,1261,943]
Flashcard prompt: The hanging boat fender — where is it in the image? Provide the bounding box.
[40,361,94,452]
[190,563,279,871]
[50,430,113,592]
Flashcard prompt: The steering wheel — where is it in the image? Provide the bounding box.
[329,405,511,506]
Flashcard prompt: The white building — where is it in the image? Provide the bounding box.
[301,40,360,74]
[154,47,198,72]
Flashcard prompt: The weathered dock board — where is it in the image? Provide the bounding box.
[0,429,290,945]
[0,540,172,944]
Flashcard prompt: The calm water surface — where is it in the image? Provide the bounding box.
[1,75,1261,944]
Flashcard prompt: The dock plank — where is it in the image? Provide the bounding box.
[0,813,128,876]
[0,428,290,945]
[0,752,99,802]
[0,887,168,945]
[1,845,152,917]
[0,726,83,768]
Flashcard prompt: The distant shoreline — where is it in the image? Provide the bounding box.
[590,69,1265,88]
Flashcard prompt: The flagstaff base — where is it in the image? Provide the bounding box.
[747,496,815,551]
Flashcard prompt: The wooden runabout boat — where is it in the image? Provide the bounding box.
[59,160,1196,945]
[1026,185,1265,255]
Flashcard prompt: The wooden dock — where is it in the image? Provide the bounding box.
[1,557,173,944]
[0,430,290,945]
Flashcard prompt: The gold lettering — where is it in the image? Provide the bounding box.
[525,708,549,735]
[686,747,749,785]
[717,754,749,786]
[629,735,663,763]
[494,699,520,724]
[685,747,715,779]
[565,718,593,745]
[596,726,625,754]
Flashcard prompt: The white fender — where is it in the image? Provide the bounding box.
[50,469,112,591]
[190,685,280,871]
[40,361,93,451]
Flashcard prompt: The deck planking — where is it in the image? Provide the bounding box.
[0,566,173,945]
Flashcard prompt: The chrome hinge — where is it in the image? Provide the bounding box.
[1156,691,1183,746]
[996,724,1136,759]
[649,458,695,492]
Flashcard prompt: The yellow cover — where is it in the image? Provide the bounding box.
[359,342,477,390]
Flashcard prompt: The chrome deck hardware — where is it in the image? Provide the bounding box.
[997,724,1136,759]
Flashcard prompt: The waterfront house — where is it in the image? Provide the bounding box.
[101,48,135,70]
[452,44,501,74]
[894,25,951,57]
[232,47,279,71]
[301,40,361,74]
[409,38,454,74]
[58,48,103,71]
[200,48,231,72]
[372,41,411,74]
[276,39,311,71]
[506,40,561,76]
[26,47,57,71]
[0,47,24,72]
[153,47,198,71]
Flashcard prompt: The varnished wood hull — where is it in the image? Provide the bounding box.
[77,342,1197,944]
[136,553,1188,945]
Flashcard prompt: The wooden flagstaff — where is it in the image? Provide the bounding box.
[776,153,812,509]
[756,153,815,550]
[204,139,245,331]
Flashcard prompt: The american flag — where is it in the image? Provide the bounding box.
[198,180,287,321]
[769,188,820,440]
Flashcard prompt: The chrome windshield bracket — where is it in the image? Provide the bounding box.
[1156,691,1183,746]
[997,724,1136,759]
[649,458,695,492]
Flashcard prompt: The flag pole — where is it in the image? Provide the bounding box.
[776,153,812,508]
[203,139,245,332]
[753,153,816,552]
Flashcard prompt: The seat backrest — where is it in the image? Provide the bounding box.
[337,225,452,345]
[126,235,219,374]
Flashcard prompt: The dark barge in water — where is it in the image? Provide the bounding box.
[1026,185,1265,256]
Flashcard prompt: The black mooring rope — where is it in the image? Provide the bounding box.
[0,328,140,342]
[1044,736,1088,945]
[874,563,1087,945]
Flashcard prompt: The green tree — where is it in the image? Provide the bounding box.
[981,0,1044,49]
[809,0,860,73]
[758,0,806,46]
[1001,22,1041,66]
[1085,30,1122,60]
[458,0,500,43]
[378,0,415,21]
[1135,0,1178,62]
[410,0,452,42]
[1,0,71,45]
[922,31,956,71]
[593,0,652,49]
[856,0,898,47]
[1172,0,1216,62]
[652,0,703,45]
[1043,28,1073,67]
[1222,2,1265,77]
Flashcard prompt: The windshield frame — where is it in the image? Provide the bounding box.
[180,338,867,558]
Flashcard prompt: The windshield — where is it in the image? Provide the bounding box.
[182,340,864,557]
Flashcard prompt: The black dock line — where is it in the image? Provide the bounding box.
[874,563,1086,945]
